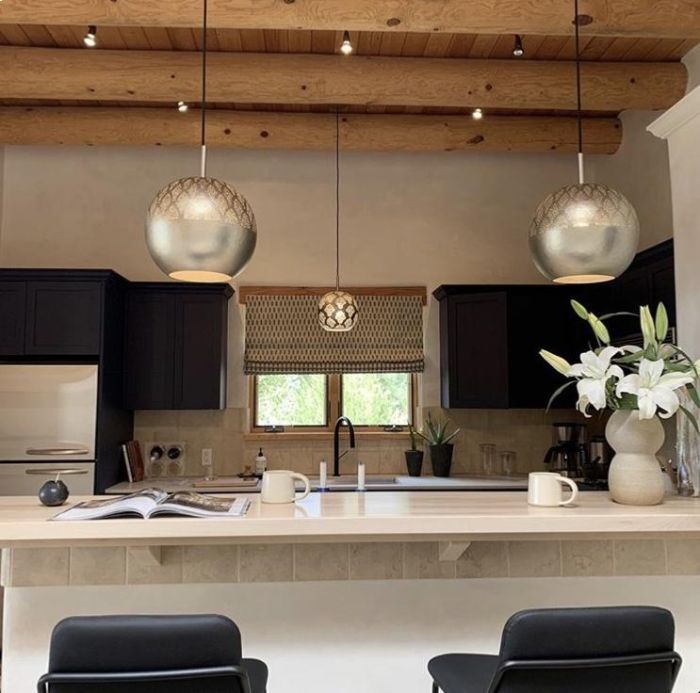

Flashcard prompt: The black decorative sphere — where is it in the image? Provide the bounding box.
[38,480,70,507]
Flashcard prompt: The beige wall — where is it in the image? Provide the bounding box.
[591,110,673,250]
[0,117,673,476]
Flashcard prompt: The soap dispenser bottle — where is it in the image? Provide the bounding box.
[255,448,267,477]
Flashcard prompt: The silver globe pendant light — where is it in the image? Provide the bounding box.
[319,111,358,332]
[529,0,639,284]
[145,0,256,283]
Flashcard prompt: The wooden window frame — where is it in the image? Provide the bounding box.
[250,373,417,434]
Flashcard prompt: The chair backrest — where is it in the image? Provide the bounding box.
[489,606,681,693]
[38,614,251,693]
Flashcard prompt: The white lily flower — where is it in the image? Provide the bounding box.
[539,349,571,376]
[567,347,624,416]
[616,358,694,419]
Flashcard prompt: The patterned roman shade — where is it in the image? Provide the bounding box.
[244,293,424,374]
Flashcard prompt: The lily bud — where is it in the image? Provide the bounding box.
[539,349,572,376]
[570,300,589,321]
[588,313,610,344]
[655,303,669,342]
[640,305,656,349]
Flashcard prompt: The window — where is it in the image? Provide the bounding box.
[252,373,415,431]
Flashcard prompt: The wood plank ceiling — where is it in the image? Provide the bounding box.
[0,0,696,153]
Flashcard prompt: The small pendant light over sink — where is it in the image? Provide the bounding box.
[319,112,358,332]
[145,0,256,283]
[529,0,639,284]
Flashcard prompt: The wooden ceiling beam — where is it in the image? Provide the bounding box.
[1,0,699,39]
[0,107,622,154]
[0,47,686,112]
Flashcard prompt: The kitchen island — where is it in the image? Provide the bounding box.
[4,491,700,692]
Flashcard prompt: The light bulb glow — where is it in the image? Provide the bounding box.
[513,34,524,57]
[472,108,483,120]
[83,26,97,48]
[340,31,353,55]
[177,101,189,113]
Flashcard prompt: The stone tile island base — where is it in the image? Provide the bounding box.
[4,540,700,692]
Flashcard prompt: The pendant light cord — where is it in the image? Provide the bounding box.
[335,109,341,292]
[574,0,584,184]
[200,0,208,177]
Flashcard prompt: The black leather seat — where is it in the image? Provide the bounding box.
[429,606,681,693]
[37,614,268,693]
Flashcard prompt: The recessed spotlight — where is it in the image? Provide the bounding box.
[340,30,353,56]
[472,108,483,120]
[177,101,189,113]
[83,25,97,48]
[513,34,524,57]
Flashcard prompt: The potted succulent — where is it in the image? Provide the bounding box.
[541,300,699,506]
[405,425,424,477]
[416,414,461,478]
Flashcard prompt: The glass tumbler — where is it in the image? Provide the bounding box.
[499,450,517,477]
[480,443,496,475]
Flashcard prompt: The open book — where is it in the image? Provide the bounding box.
[53,489,250,521]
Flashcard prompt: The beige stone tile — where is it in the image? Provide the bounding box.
[294,543,349,581]
[127,546,183,584]
[183,545,239,583]
[456,542,508,578]
[561,540,613,577]
[360,450,382,475]
[70,547,126,585]
[666,539,700,575]
[134,410,176,429]
[508,541,562,577]
[350,542,402,580]
[9,548,70,586]
[403,542,455,579]
[614,540,667,576]
[239,544,293,582]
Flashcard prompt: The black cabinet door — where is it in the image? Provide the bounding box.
[24,281,102,355]
[124,292,177,410]
[0,282,27,356]
[442,292,508,408]
[175,293,228,409]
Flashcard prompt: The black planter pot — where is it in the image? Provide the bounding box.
[404,450,424,477]
[430,444,454,478]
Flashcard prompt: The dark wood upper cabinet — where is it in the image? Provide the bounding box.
[0,281,26,356]
[435,286,588,409]
[439,292,509,408]
[434,240,675,410]
[124,291,177,410]
[24,281,102,355]
[124,283,232,410]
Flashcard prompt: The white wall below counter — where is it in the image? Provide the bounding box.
[6,577,700,693]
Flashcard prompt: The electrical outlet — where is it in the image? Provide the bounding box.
[201,448,213,467]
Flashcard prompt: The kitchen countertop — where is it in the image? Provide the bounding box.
[1,491,700,548]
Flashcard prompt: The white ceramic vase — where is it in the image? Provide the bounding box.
[606,409,665,506]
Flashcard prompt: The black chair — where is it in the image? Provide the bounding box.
[429,606,681,693]
[37,614,268,693]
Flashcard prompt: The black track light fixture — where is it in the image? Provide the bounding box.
[512,34,524,57]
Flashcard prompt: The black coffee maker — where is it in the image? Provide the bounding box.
[544,423,588,479]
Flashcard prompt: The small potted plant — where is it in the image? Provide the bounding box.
[405,425,424,477]
[417,414,461,478]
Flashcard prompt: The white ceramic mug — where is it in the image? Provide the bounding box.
[261,470,311,504]
[528,472,579,507]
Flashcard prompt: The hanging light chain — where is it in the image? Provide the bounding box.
[200,0,209,177]
[574,0,584,185]
[335,108,341,292]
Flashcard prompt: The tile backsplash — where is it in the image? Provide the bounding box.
[133,406,590,479]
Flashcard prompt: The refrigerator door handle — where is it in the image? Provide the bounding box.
[25,447,90,456]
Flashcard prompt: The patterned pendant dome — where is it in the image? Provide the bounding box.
[529,183,639,284]
[318,291,359,332]
[146,176,257,282]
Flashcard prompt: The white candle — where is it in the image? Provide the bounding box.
[319,460,327,489]
[357,462,366,491]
